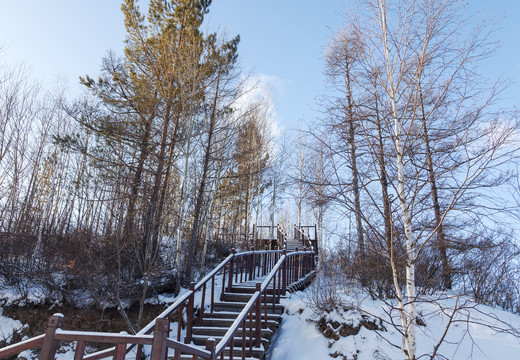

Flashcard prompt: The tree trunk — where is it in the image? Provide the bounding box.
[379,1,416,356]
[186,74,221,283]
[418,86,451,289]
[344,61,365,260]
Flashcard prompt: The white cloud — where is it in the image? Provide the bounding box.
[233,73,285,141]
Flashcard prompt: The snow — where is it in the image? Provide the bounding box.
[0,283,47,306]
[0,308,27,345]
[267,287,520,360]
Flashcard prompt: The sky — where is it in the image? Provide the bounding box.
[0,0,518,133]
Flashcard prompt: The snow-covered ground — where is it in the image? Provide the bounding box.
[0,308,27,347]
[267,287,520,360]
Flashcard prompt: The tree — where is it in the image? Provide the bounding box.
[65,0,240,327]
[185,34,240,283]
[324,28,366,265]
[219,102,271,248]
[318,1,519,358]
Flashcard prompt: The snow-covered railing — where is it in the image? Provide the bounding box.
[0,334,45,359]
[0,249,296,360]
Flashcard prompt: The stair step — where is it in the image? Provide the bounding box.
[192,334,269,348]
[192,326,274,340]
[202,310,283,323]
[213,301,284,314]
[201,317,279,331]
[222,292,286,304]
[228,285,279,295]
[175,346,263,360]
[174,344,265,360]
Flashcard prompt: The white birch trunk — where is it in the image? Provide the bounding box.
[377,0,417,357]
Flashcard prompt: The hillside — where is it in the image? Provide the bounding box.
[267,286,520,360]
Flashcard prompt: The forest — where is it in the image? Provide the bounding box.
[1,1,520,359]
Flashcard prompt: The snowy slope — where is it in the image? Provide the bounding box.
[267,288,520,360]
[0,308,27,346]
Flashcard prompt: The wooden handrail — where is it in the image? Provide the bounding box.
[165,338,212,359]
[54,331,153,345]
[0,334,45,358]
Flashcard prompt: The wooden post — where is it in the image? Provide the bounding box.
[229,327,234,360]
[211,275,215,313]
[272,272,277,313]
[248,308,253,358]
[255,283,262,348]
[185,282,195,344]
[39,313,64,360]
[150,318,168,360]
[263,290,268,328]
[263,246,268,275]
[250,247,255,281]
[252,224,256,249]
[114,342,126,360]
[205,338,216,360]
[227,249,235,292]
[199,283,206,326]
[282,250,287,295]
[221,264,226,301]
[135,344,143,360]
[241,317,246,360]
[277,267,281,303]
[296,250,300,283]
[239,256,244,283]
[73,340,86,360]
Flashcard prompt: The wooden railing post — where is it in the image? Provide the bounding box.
[263,246,268,275]
[74,340,86,360]
[250,247,255,281]
[39,313,64,360]
[282,250,287,295]
[227,249,235,292]
[205,338,216,360]
[272,271,277,313]
[185,282,195,344]
[150,318,168,360]
[199,283,206,326]
[255,283,262,348]
[211,275,215,313]
[115,339,127,360]
[294,247,299,283]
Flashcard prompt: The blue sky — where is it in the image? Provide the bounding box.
[0,1,518,131]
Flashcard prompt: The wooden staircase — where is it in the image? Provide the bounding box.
[0,248,316,360]
[180,282,285,360]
